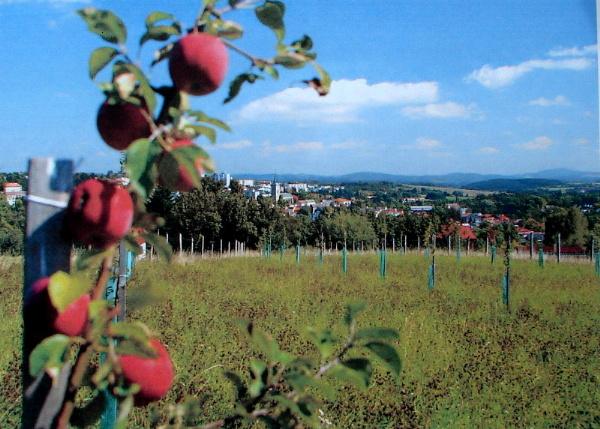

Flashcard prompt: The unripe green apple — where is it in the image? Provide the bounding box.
[97,101,152,151]
[169,33,228,96]
[119,338,174,405]
[64,179,134,249]
[24,277,90,337]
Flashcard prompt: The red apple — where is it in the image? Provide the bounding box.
[97,101,152,151]
[168,33,228,96]
[24,277,90,337]
[119,338,174,405]
[65,179,134,249]
[158,139,205,192]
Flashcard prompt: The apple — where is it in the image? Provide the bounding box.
[24,277,90,337]
[168,33,228,96]
[157,139,205,192]
[119,339,174,405]
[65,179,134,249]
[97,101,152,151]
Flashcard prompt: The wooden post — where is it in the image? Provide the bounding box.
[23,158,74,429]
[485,236,489,256]
[201,235,205,257]
[417,236,421,253]
[179,233,182,254]
[392,237,395,253]
[228,241,231,255]
[448,235,451,255]
[220,239,223,254]
[404,235,407,254]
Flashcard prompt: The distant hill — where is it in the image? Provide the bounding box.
[234,169,599,187]
[466,178,564,192]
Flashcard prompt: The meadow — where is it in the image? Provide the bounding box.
[1,253,599,428]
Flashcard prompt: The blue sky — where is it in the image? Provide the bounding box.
[0,0,597,175]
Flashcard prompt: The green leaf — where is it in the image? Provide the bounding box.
[48,271,90,313]
[343,301,366,326]
[291,34,313,51]
[248,359,267,398]
[187,110,231,131]
[77,8,127,44]
[255,1,285,42]
[223,73,262,104]
[110,321,154,353]
[89,47,118,79]
[125,138,162,200]
[114,394,134,429]
[273,52,306,69]
[217,20,243,39]
[308,62,331,96]
[88,299,109,340]
[141,232,172,262]
[306,328,336,360]
[181,124,217,144]
[123,63,156,113]
[170,144,212,187]
[139,24,181,46]
[262,64,279,79]
[145,11,175,28]
[223,371,248,400]
[151,43,174,67]
[331,358,372,389]
[123,235,143,256]
[70,393,107,428]
[365,341,401,376]
[29,334,70,377]
[355,328,399,341]
[75,248,112,272]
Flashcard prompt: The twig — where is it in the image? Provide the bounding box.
[222,39,273,67]
[316,322,355,379]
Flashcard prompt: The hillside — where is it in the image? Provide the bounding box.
[466,178,564,192]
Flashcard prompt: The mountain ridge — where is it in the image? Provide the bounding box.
[232,169,600,186]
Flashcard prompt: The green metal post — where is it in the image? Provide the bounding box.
[342,245,348,273]
[296,244,300,265]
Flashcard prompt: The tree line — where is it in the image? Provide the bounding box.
[1,175,599,255]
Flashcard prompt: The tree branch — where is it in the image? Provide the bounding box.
[55,254,113,428]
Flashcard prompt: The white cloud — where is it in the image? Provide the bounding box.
[401,102,473,119]
[216,139,252,150]
[479,146,499,154]
[236,79,439,124]
[548,44,597,57]
[573,138,590,146]
[415,138,442,150]
[262,141,324,154]
[519,136,554,150]
[330,140,363,150]
[467,58,592,89]
[529,95,570,106]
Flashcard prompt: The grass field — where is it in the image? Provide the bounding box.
[1,253,599,428]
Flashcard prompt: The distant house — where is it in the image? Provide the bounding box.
[516,227,544,242]
[376,208,404,217]
[3,182,25,206]
[334,198,352,207]
[410,205,433,213]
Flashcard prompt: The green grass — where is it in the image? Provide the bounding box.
[2,253,600,427]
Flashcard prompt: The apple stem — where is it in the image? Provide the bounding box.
[55,254,113,429]
[222,40,273,68]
